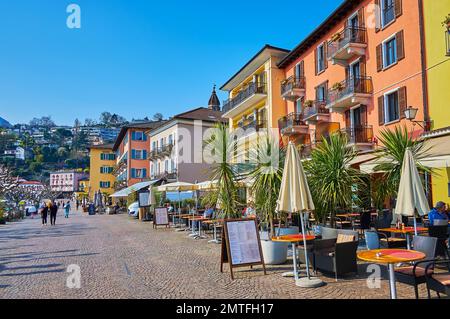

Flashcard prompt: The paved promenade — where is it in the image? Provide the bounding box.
[0,209,426,299]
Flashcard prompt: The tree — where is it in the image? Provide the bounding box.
[304,132,365,226]
[29,116,55,128]
[0,165,19,197]
[373,126,432,199]
[153,113,164,121]
[84,118,97,127]
[100,112,112,125]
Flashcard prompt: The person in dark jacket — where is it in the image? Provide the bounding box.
[50,201,58,225]
[41,203,49,226]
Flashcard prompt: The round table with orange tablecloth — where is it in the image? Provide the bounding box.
[272,234,315,281]
[358,249,426,299]
[378,227,428,250]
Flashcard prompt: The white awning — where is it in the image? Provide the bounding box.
[110,180,160,198]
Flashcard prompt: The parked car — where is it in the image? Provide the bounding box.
[128,202,140,218]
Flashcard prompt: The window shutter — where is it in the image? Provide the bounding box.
[314,48,318,75]
[360,56,367,77]
[143,133,147,141]
[358,7,365,27]
[360,105,368,125]
[394,0,402,18]
[398,86,407,119]
[300,60,305,77]
[324,43,328,69]
[378,96,385,125]
[375,0,380,32]
[131,168,136,178]
[143,150,147,160]
[131,149,136,159]
[131,132,135,140]
[345,110,351,128]
[142,169,147,178]
[376,44,383,72]
[396,30,405,61]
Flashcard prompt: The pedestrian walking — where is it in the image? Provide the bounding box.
[41,202,48,226]
[50,201,58,225]
[64,201,71,218]
[76,200,79,211]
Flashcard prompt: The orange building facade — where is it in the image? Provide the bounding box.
[277,0,426,154]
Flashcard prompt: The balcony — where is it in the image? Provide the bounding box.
[327,27,367,66]
[223,82,267,117]
[149,143,174,160]
[278,113,309,136]
[152,170,178,182]
[281,76,306,101]
[340,125,374,151]
[326,77,373,112]
[236,120,267,137]
[303,101,330,124]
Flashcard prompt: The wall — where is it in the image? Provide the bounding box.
[89,147,116,199]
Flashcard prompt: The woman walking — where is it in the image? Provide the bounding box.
[50,201,58,226]
[64,201,71,218]
[41,202,48,226]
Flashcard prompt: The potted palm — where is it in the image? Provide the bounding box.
[331,82,344,92]
[303,100,314,108]
[249,134,291,264]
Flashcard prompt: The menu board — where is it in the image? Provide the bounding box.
[138,191,150,208]
[154,207,169,228]
[220,218,266,280]
[226,220,262,265]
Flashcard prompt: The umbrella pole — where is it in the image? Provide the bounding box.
[413,215,418,237]
[300,211,311,280]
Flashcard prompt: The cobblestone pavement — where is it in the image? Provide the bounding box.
[0,209,428,299]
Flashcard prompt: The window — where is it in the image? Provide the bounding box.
[152,141,157,151]
[131,131,146,141]
[164,160,169,172]
[100,153,116,161]
[100,181,111,188]
[131,168,147,179]
[100,166,114,174]
[381,0,395,27]
[384,91,400,123]
[295,99,302,114]
[383,37,397,68]
[168,134,173,145]
[131,149,147,160]
[316,84,327,102]
[317,44,325,73]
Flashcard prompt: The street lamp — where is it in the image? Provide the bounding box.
[404,106,430,130]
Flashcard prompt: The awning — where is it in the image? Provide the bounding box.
[348,152,377,166]
[110,180,160,198]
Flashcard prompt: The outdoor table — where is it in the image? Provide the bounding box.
[189,216,209,239]
[175,214,193,232]
[378,227,428,250]
[203,219,224,244]
[272,234,315,280]
[357,249,425,299]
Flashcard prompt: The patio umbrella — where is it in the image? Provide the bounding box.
[395,148,430,236]
[276,141,323,288]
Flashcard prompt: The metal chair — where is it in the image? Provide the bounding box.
[394,236,438,299]
[364,230,381,250]
[428,226,450,260]
[425,259,450,299]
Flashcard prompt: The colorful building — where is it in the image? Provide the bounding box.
[88,144,116,200]
[421,0,450,203]
[147,87,226,183]
[277,0,427,158]
[112,121,164,190]
[220,45,289,165]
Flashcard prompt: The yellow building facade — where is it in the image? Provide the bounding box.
[220,45,289,164]
[88,144,116,200]
[423,0,450,204]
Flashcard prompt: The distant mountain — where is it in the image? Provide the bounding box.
[0,117,13,128]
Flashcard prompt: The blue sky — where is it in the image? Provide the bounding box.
[0,0,343,126]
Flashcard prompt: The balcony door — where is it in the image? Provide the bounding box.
[345,105,367,143]
[348,14,359,41]
[347,60,362,92]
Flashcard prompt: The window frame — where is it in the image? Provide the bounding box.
[383,87,400,124]
[382,34,398,69]
[381,0,396,28]
[317,43,326,74]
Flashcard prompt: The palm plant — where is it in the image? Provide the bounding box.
[204,123,240,219]
[249,133,285,238]
[304,132,364,226]
[373,126,432,199]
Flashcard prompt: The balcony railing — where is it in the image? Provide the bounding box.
[152,170,178,181]
[327,76,373,107]
[223,82,267,114]
[340,125,374,145]
[281,76,306,100]
[278,113,309,136]
[150,143,174,160]
[327,26,367,60]
[303,100,329,121]
[238,120,267,133]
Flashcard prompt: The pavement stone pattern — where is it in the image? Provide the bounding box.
[0,208,430,299]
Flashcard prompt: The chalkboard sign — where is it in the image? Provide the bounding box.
[220,218,266,280]
[153,207,170,229]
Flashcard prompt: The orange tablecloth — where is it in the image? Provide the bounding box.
[378,227,428,234]
[272,234,315,243]
[358,249,425,264]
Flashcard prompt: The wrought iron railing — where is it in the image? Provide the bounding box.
[340,125,374,144]
[150,143,174,159]
[152,169,178,181]
[327,26,367,59]
[281,76,306,96]
[223,82,267,113]
[303,100,329,119]
[327,76,373,106]
[278,112,307,131]
[238,120,267,132]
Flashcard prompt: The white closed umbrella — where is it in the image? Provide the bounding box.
[277,141,323,288]
[395,148,430,236]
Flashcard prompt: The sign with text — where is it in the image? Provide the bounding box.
[153,207,169,228]
[138,191,151,208]
[220,218,266,280]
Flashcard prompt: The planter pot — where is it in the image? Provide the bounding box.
[260,239,288,265]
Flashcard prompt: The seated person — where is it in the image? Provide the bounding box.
[203,205,215,219]
[428,201,449,226]
[243,203,256,217]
